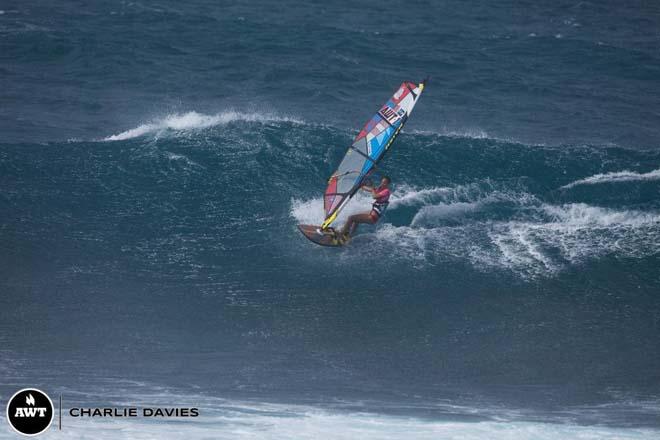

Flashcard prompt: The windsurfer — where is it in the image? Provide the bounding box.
[339,176,391,241]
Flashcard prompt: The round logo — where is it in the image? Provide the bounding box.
[6,388,54,436]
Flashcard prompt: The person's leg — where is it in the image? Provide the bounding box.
[340,214,358,237]
[346,213,376,237]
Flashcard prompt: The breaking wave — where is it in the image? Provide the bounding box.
[291,182,660,277]
[55,408,657,440]
[562,168,660,189]
[102,110,303,141]
[484,203,660,275]
[43,384,660,440]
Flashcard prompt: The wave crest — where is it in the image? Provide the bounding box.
[561,168,660,189]
[103,110,303,141]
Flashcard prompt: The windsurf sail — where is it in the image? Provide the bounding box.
[321,80,426,229]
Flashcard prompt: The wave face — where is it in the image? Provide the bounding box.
[3,120,660,436]
[3,0,660,437]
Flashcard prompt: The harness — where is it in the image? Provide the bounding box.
[369,185,391,219]
[371,200,389,217]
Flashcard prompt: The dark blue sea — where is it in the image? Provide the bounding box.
[2,1,660,438]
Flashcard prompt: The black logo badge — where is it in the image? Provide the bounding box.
[6,388,54,436]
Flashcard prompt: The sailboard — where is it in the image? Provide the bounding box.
[298,79,427,246]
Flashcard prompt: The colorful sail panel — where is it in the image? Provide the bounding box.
[322,81,426,229]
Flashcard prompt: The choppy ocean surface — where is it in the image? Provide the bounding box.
[1,1,660,438]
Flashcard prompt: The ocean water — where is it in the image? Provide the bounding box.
[2,1,660,438]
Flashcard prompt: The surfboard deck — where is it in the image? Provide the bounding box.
[297,224,348,247]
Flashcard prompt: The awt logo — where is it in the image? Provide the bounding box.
[6,388,54,436]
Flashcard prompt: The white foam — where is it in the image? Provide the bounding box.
[27,381,659,440]
[39,400,659,440]
[391,182,538,209]
[541,203,660,227]
[398,183,538,228]
[375,203,660,277]
[290,180,660,277]
[290,184,480,229]
[484,203,660,276]
[291,191,375,226]
[561,168,660,189]
[103,111,303,141]
[388,185,454,208]
[411,201,482,226]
